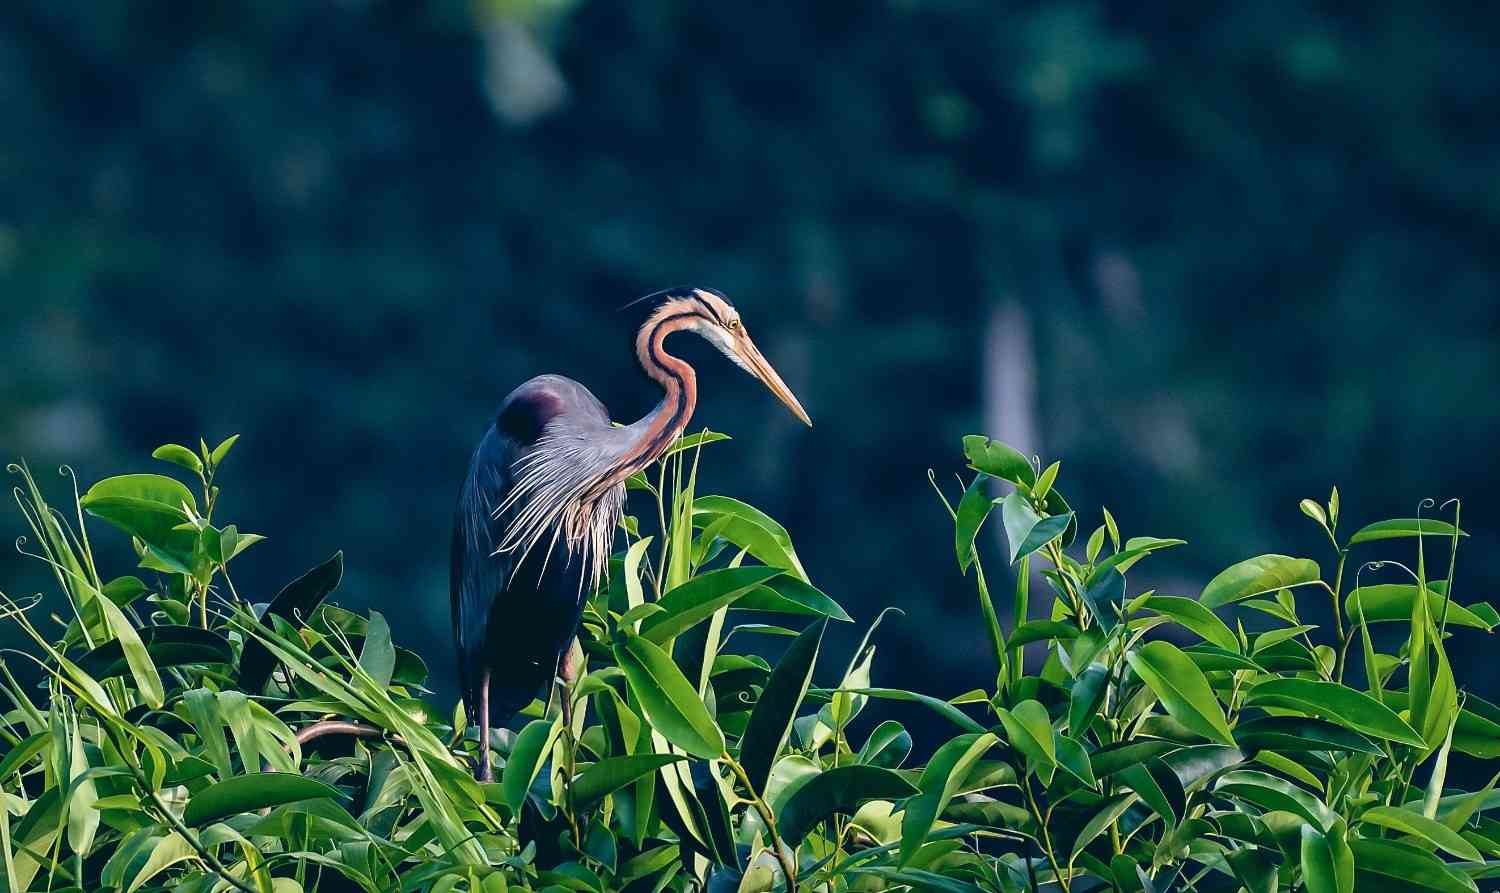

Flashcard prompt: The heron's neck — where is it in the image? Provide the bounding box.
[596,307,701,489]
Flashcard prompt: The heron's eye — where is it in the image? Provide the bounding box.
[725,318,741,332]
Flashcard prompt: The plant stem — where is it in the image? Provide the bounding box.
[726,755,798,892]
[1328,553,1348,682]
[973,561,1008,689]
[1022,774,1068,893]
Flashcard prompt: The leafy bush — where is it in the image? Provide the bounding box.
[0,432,1496,892]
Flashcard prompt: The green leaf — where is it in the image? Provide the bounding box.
[1301,822,1354,893]
[995,700,1055,782]
[737,576,852,622]
[1081,567,1125,631]
[239,551,343,692]
[1349,839,1478,893]
[1233,716,1382,755]
[1068,663,1109,738]
[639,566,783,642]
[1032,460,1060,501]
[502,718,560,811]
[614,633,725,759]
[739,618,826,790]
[151,444,203,476]
[1127,641,1235,745]
[1199,554,1322,608]
[1118,761,1183,827]
[962,436,1035,486]
[126,833,194,893]
[1133,594,1239,651]
[76,625,232,679]
[1008,620,1080,648]
[210,434,240,467]
[1344,584,1494,631]
[779,765,918,845]
[1359,806,1482,861]
[859,720,913,769]
[1070,793,1137,860]
[1243,678,1424,746]
[1214,769,1335,830]
[1091,740,1180,778]
[1348,518,1468,545]
[358,610,396,687]
[1000,492,1071,564]
[849,688,985,734]
[899,732,996,865]
[692,495,807,581]
[572,754,685,810]
[93,593,165,708]
[183,773,344,825]
[954,476,992,571]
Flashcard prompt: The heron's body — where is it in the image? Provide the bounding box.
[450,289,810,780]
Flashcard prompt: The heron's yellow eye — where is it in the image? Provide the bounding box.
[726,318,741,332]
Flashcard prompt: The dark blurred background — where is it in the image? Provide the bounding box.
[3,2,1498,714]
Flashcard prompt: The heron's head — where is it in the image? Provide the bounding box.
[646,287,812,426]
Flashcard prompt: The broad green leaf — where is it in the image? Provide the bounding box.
[572,754,685,810]
[1349,839,1478,893]
[899,732,997,865]
[503,718,561,811]
[1200,554,1322,608]
[1071,793,1137,860]
[739,618,826,790]
[1348,518,1467,545]
[1343,584,1494,631]
[614,633,725,759]
[1118,761,1183,827]
[1301,822,1354,893]
[1081,568,1125,631]
[93,593,164,708]
[151,444,203,475]
[1359,805,1481,861]
[1244,678,1423,746]
[963,436,1035,486]
[858,720,913,769]
[358,610,396,688]
[1053,734,1096,788]
[210,434,240,466]
[1160,744,1245,790]
[1214,769,1334,830]
[954,476,992,571]
[849,688,985,733]
[126,833,195,893]
[183,773,344,825]
[737,576,852,622]
[1127,641,1235,745]
[1000,492,1071,564]
[239,551,344,692]
[778,765,918,845]
[1008,620,1079,648]
[1133,594,1239,651]
[640,566,782,642]
[1068,663,1109,738]
[83,473,198,515]
[995,700,1056,782]
[1233,716,1381,754]
[1091,739,1180,778]
[692,495,807,581]
[0,732,48,785]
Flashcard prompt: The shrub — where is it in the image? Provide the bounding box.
[0,432,1494,892]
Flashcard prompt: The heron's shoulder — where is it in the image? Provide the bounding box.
[497,374,610,443]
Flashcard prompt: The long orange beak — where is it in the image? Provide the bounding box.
[738,337,812,426]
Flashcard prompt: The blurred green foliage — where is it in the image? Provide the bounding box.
[2,1,1497,706]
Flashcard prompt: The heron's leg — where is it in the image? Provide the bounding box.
[478,669,494,783]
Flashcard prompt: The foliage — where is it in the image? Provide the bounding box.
[1,431,1498,892]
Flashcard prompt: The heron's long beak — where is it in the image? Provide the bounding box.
[740,338,813,426]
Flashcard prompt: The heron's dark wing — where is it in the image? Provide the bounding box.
[450,422,513,724]
[451,375,615,724]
